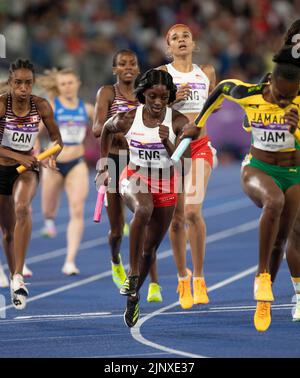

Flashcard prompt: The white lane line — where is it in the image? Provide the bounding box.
[2,237,108,269]
[0,303,292,326]
[14,312,111,319]
[203,197,251,217]
[89,352,170,358]
[131,265,259,359]
[0,218,259,315]
[3,198,254,270]
[30,197,251,239]
[130,223,260,359]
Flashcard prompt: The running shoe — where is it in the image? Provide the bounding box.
[40,221,57,238]
[123,223,130,237]
[120,275,139,296]
[254,301,271,332]
[177,272,193,309]
[254,273,274,302]
[147,282,162,302]
[292,303,300,321]
[111,254,127,289]
[10,274,28,310]
[124,294,140,328]
[0,262,9,288]
[62,262,80,276]
[22,264,33,278]
[193,277,209,304]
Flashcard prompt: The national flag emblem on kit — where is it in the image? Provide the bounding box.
[30,115,38,122]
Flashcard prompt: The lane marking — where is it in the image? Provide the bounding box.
[131,265,259,358]
[0,303,292,326]
[3,198,254,269]
[0,219,259,316]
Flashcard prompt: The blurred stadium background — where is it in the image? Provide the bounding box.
[0,0,300,164]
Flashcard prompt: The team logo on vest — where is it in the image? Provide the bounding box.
[30,115,39,123]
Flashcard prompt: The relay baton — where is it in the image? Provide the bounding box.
[171,137,192,163]
[93,185,106,223]
[17,144,62,173]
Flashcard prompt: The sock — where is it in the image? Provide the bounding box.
[112,254,121,266]
[178,274,189,281]
[45,218,55,228]
[193,276,205,281]
[291,277,300,303]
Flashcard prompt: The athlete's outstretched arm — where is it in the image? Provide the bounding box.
[180,79,249,140]
[98,110,134,169]
[194,79,247,128]
[92,86,114,138]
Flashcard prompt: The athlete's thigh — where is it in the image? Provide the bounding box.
[65,161,89,203]
[172,192,185,218]
[42,168,64,213]
[120,176,153,214]
[185,158,211,211]
[241,165,283,208]
[144,206,175,251]
[41,167,64,200]
[281,183,300,235]
[13,171,39,204]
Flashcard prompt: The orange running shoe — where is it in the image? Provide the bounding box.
[254,301,271,332]
[193,277,209,304]
[254,273,274,302]
[177,273,193,310]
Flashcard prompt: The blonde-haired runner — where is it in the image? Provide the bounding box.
[39,68,94,275]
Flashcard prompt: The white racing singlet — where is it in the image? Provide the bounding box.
[0,94,40,152]
[124,105,176,169]
[166,63,209,114]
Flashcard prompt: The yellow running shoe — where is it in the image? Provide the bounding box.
[123,223,129,237]
[111,255,127,289]
[254,301,271,332]
[193,277,209,304]
[147,283,162,302]
[254,273,274,302]
[177,275,193,309]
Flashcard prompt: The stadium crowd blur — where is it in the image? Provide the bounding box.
[1,0,300,163]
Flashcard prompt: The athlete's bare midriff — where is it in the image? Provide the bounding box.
[250,145,300,166]
[56,144,85,162]
[0,148,32,166]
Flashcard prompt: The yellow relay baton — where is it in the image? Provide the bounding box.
[17,144,62,174]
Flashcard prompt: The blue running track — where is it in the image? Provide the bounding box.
[0,164,299,358]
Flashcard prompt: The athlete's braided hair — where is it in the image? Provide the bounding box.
[134,69,177,104]
[272,44,300,80]
[9,58,35,77]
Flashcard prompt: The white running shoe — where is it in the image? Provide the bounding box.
[22,264,33,278]
[0,263,9,288]
[40,220,57,238]
[62,262,80,276]
[293,303,300,321]
[10,274,29,310]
